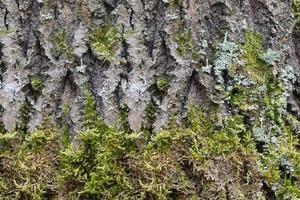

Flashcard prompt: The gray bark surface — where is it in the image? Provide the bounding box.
[0,0,298,132]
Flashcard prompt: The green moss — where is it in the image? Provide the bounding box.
[293,0,300,30]
[188,108,249,162]
[170,0,182,7]
[241,31,271,83]
[18,101,31,134]
[43,0,55,9]
[208,30,300,199]
[145,101,156,131]
[277,178,300,199]
[0,132,17,153]
[119,104,130,133]
[260,126,300,190]
[229,85,258,112]
[156,78,170,92]
[0,103,299,199]
[175,30,200,60]
[89,26,119,62]
[50,30,73,60]
[0,105,5,134]
[59,96,131,198]
[0,128,59,199]
[82,87,107,131]
[26,129,57,151]
[61,104,71,148]
[30,77,44,91]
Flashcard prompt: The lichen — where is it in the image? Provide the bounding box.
[260,49,279,66]
[212,33,241,86]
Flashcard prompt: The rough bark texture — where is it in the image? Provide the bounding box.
[0,0,298,133]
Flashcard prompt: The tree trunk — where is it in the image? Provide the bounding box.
[0,0,298,133]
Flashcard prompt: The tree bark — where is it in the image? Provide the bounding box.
[0,0,298,133]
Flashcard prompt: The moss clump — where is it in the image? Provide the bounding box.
[0,105,5,134]
[43,0,55,9]
[156,78,170,92]
[170,0,182,7]
[241,31,271,83]
[50,30,73,60]
[0,103,299,199]
[119,104,130,133]
[145,102,156,132]
[82,88,108,131]
[175,30,200,59]
[18,101,31,134]
[89,26,119,62]
[58,87,131,199]
[0,128,59,200]
[293,0,300,30]
[30,77,44,92]
[207,30,300,199]
[61,104,71,148]
[59,128,130,199]
[259,124,300,198]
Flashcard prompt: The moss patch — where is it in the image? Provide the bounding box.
[0,30,299,200]
[89,26,119,62]
[50,30,73,60]
[156,77,170,92]
[0,99,299,199]
[241,31,271,84]
[293,0,300,30]
[175,30,201,60]
[30,77,44,92]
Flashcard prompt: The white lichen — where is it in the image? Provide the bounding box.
[260,49,279,66]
